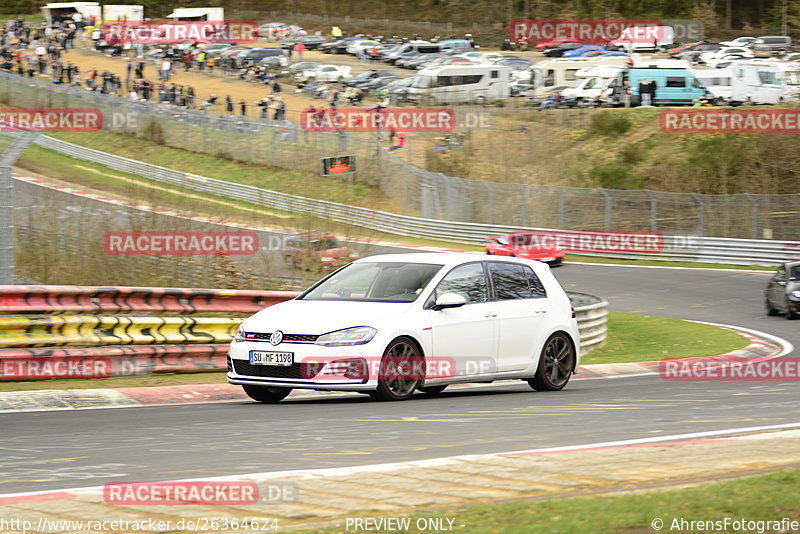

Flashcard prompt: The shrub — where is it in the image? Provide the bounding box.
[590,111,632,137]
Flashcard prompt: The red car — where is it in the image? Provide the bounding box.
[485,232,565,266]
[284,232,358,271]
[536,36,580,52]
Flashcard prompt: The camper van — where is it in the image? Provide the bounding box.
[102,4,144,22]
[41,2,101,25]
[166,7,224,22]
[383,42,442,64]
[407,64,511,104]
[526,56,631,102]
[618,67,709,106]
[729,60,797,104]
[560,65,625,105]
[692,68,733,104]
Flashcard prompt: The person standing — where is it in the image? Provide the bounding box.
[239,98,247,116]
[294,41,305,62]
[638,80,650,107]
[161,58,172,81]
[622,81,632,108]
[225,95,233,113]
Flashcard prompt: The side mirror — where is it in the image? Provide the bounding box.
[432,292,467,311]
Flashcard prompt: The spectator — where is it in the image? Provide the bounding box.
[161,58,172,81]
[622,81,632,108]
[239,98,247,116]
[538,91,562,111]
[294,41,305,62]
[225,94,233,113]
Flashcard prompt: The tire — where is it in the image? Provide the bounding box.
[766,298,778,316]
[528,333,575,392]
[418,385,447,394]
[714,97,725,106]
[475,95,487,105]
[371,337,423,401]
[242,385,292,403]
[786,300,798,320]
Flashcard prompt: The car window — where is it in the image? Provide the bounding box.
[524,266,547,298]
[301,262,442,302]
[488,262,531,300]
[427,263,488,307]
[789,266,800,281]
[666,77,686,87]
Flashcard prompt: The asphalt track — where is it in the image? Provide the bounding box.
[2,259,798,495]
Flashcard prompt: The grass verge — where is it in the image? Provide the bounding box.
[286,466,800,534]
[0,313,750,391]
[582,312,749,365]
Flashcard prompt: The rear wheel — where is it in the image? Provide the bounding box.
[371,337,423,401]
[786,299,798,320]
[242,385,292,403]
[528,333,575,391]
[766,298,778,316]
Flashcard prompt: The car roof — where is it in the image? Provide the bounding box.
[354,252,540,267]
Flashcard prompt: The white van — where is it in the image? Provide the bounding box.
[526,56,631,102]
[560,65,624,105]
[610,25,675,52]
[729,60,793,104]
[383,41,442,64]
[407,65,511,104]
[691,68,733,104]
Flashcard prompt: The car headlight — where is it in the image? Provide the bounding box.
[315,326,377,347]
[791,290,800,299]
[233,325,246,343]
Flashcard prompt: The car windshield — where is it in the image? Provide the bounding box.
[790,265,800,281]
[300,262,443,302]
[413,75,433,88]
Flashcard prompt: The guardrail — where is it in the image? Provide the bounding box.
[33,136,800,266]
[0,286,607,380]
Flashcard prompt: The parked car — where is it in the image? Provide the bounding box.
[752,36,792,55]
[667,41,703,55]
[280,61,321,76]
[343,69,397,87]
[347,39,382,55]
[377,76,416,102]
[672,42,722,60]
[765,261,800,319]
[719,36,756,48]
[545,42,586,57]
[698,47,753,64]
[228,253,581,402]
[362,75,402,94]
[536,36,580,52]
[283,233,358,272]
[319,39,354,54]
[258,22,288,38]
[236,48,288,67]
[485,232,565,266]
[281,35,328,50]
[294,64,352,82]
[562,45,606,58]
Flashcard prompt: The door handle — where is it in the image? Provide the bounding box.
[484,312,498,318]
[533,308,547,314]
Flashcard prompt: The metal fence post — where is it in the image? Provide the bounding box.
[557,186,565,230]
[484,181,493,225]
[600,187,611,231]
[518,183,527,226]
[691,193,705,237]
[645,189,658,231]
[745,193,759,239]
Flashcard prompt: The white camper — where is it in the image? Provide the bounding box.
[691,68,734,104]
[102,5,144,22]
[41,2,101,25]
[166,7,224,22]
[407,64,511,104]
[729,60,794,104]
[560,65,625,104]
[526,56,631,102]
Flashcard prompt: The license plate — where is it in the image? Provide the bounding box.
[540,257,555,262]
[249,351,294,366]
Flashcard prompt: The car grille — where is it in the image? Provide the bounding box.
[245,332,320,343]
[232,359,321,379]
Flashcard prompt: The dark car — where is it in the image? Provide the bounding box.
[283,233,358,272]
[281,35,328,50]
[544,42,585,57]
[343,69,397,87]
[766,261,800,320]
[671,42,722,58]
[319,38,356,54]
[237,48,287,67]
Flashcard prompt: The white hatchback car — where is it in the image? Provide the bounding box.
[228,253,580,402]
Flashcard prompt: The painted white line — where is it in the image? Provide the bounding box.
[690,321,794,358]
[4,421,800,501]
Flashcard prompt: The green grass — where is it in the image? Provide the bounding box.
[286,467,800,534]
[583,312,749,365]
[0,313,749,391]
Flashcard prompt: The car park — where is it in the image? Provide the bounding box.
[765,262,800,319]
[485,232,566,266]
[228,253,581,402]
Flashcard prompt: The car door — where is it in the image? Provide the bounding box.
[487,262,550,371]
[426,262,498,377]
[769,266,787,311]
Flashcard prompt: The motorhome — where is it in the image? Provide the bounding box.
[526,56,631,102]
[41,2,101,25]
[691,68,733,104]
[729,60,798,104]
[102,4,144,22]
[166,7,224,21]
[618,67,709,105]
[560,65,625,105]
[407,64,511,104]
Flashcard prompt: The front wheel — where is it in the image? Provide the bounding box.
[370,337,423,401]
[242,385,292,403]
[786,300,798,320]
[528,333,575,391]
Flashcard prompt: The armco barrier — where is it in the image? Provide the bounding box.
[0,287,607,380]
[32,136,800,266]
